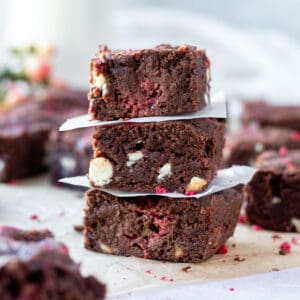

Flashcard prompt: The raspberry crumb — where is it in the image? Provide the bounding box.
[30,214,39,220]
[279,241,291,255]
[181,266,192,272]
[291,131,300,141]
[291,237,298,245]
[155,186,167,194]
[185,191,195,196]
[229,288,235,292]
[251,224,262,231]
[217,245,228,255]
[145,269,152,274]
[238,214,246,224]
[278,146,288,156]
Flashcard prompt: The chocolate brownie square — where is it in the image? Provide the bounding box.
[0,226,106,299]
[50,128,93,185]
[84,188,242,263]
[222,124,300,167]
[89,44,210,120]
[89,118,224,193]
[242,101,300,131]
[244,150,300,232]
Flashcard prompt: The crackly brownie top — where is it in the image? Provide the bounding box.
[0,226,70,267]
[255,149,300,174]
[94,44,205,62]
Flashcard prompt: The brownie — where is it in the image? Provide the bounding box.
[222,124,300,167]
[84,188,242,263]
[242,101,300,130]
[89,118,225,193]
[89,44,210,120]
[0,87,88,182]
[50,128,93,185]
[0,226,106,299]
[244,150,300,232]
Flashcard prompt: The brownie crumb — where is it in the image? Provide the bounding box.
[272,268,280,272]
[233,255,245,262]
[73,225,85,233]
[272,234,281,240]
[181,266,192,272]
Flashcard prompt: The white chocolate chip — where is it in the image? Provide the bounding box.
[126,151,143,167]
[291,218,300,233]
[99,241,114,254]
[92,73,108,96]
[157,163,171,181]
[186,177,208,192]
[174,245,183,259]
[0,158,5,180]
[59,156,76,172]
[254,143,264,153]
[89,157,113,186]
[271,196,281,204]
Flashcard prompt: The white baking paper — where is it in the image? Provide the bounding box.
[59,91,226,131]
[59,165,256,198]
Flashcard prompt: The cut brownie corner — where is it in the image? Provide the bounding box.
[0,226,106,300]
[84,188,242,263]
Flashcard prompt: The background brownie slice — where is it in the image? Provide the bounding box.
[222,124,300,167]
[50,128,93,186]
[84,188,242,263]
[242,101,300,131]
[89,44,210,120]
[0,226,106,299]
[89,118,224,193]
[244,150,300,232]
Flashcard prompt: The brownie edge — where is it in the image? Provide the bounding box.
[84,188,242,263]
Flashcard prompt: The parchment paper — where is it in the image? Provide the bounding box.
[0,175,299,298]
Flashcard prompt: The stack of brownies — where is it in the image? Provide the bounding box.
[77,45,243,263]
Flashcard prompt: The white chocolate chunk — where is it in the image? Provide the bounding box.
[254,143,264,153]
[186,177,208,192]
[174,245,184,259]
[126,151,143,167]
[99,241,114,254]
[92,73,108,96]
[59,156,76,172]
[291,218,300,233]
[157,163,171,181]
[271,196,281,204]
[89,157,113,186]
[0,159,5,179]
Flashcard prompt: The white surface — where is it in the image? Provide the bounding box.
[60,166,257,198]
[0,176,300,299]
[59,91,226,131]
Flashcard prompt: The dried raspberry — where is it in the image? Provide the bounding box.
[291,131,300,141]
[229,288,235,292]
[291,237,298,245]
[217,245,228,255]
[238,214,246,224]
[278,146,288,156]
[279,241,291,255]
[155,186,167,194]
[251,224,262,231]
[30,214,39,220]
[185,191,195,196]
[145,269,152,274]
[204,55,210,68]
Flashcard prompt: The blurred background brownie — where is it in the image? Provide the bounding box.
[89,118,224,193]
[244,149,300,232]
[0,226,106,299]
[84,188,242,263]
[89,44,210,120]
[242,101,300,131]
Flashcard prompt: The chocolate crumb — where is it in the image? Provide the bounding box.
[182,266,192,272]
[233,255,245,262]
[272,234,281,240]
[73,225,84,233]
[272,268,280,272]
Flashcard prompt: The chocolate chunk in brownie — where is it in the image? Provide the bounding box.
[222,124,300,167]
[89,44,210,120]
[50,128,93,186]
[0,226,106,299]
[244,150,300,232]
[242,101,300,131]
[89,118,224,193]
[84,188,242,263]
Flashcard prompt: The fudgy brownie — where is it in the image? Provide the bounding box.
[222,124,300,167]
[0,226,106,299]
[89,118,224,193]
[84,188,242,263]
[0,87,88,182]
[244,150,300,232]
[50,128,93,185]
[242,101,300,130]
[89,44,210,120]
